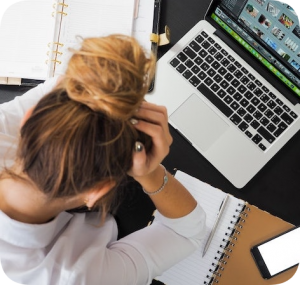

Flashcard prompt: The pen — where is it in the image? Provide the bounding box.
[202,194,229,257]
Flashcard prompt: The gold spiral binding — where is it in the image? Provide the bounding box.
[46,41,64,67]
[53,2,69,8]
[48,42,64,48]
[52,1,68,16]
[47,50,63,56]
[45,59,62,65]
[57,2,69,7]
[52,11,68,17]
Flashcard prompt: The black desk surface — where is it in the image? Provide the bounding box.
[1,0,299,226]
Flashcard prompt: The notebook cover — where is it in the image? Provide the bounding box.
[216,203,298,285]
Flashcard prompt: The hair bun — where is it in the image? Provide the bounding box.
[63,35,155,120]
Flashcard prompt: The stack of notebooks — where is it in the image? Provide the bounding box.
[153,171,298,285]
[0,0,162,86]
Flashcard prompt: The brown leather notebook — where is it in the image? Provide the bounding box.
[215,203,297,285]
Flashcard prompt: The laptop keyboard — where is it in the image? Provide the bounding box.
[169,30,298,151]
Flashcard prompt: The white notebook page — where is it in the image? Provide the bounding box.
[55,0,135,75]
[155,171,245,285]
[0,0,55,79]
[132,0,155,55]
[0,0,135,80]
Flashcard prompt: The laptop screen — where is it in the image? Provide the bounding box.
[209,0,300,98]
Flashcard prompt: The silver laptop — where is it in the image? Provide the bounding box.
[146,0,300,188]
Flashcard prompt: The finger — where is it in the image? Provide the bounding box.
[128,142,161,178]
[132,120,170,158]
[134,104,172,145]
[132,119,165,143]
[127,142,147,177]
[131,114,172,147]
[137,102,168,123]
[140,101,167,114]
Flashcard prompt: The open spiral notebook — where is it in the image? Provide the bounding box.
[0,0,161,86]
[153,171,297,285]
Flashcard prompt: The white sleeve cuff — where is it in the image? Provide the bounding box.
[154,203,206,239]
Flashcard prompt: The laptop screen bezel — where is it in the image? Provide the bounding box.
[204,0,300,104]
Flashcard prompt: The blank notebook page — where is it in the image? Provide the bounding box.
[155,171,245,285]
[0,0,55,79]
[55,0,135,75]
[0,0,135,80]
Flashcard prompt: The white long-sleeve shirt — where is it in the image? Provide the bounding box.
[0,79,206,285]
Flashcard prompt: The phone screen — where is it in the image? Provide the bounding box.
[251,226,300,279]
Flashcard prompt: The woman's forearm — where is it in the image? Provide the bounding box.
[134,165,197,219]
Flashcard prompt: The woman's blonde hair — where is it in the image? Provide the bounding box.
[4,35,155,215]
[64,34,155,119]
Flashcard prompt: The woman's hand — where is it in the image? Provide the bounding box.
[128,102,198,219]
[128,101,172,179]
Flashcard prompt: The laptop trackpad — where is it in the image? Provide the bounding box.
[169,94,229,151]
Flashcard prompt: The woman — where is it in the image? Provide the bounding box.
[0,35,206,285]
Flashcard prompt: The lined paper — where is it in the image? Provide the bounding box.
[132,0,155,54]
[0,0,136,80]
[0,0,55,79]
[55,0,135,75]
[155,171,245,285]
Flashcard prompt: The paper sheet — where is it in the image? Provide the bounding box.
[132,0,155,54]
[155,171,245,285]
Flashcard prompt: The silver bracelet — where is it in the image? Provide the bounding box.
[142,165,168,196]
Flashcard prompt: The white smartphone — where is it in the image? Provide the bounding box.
[251,226,300,279]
